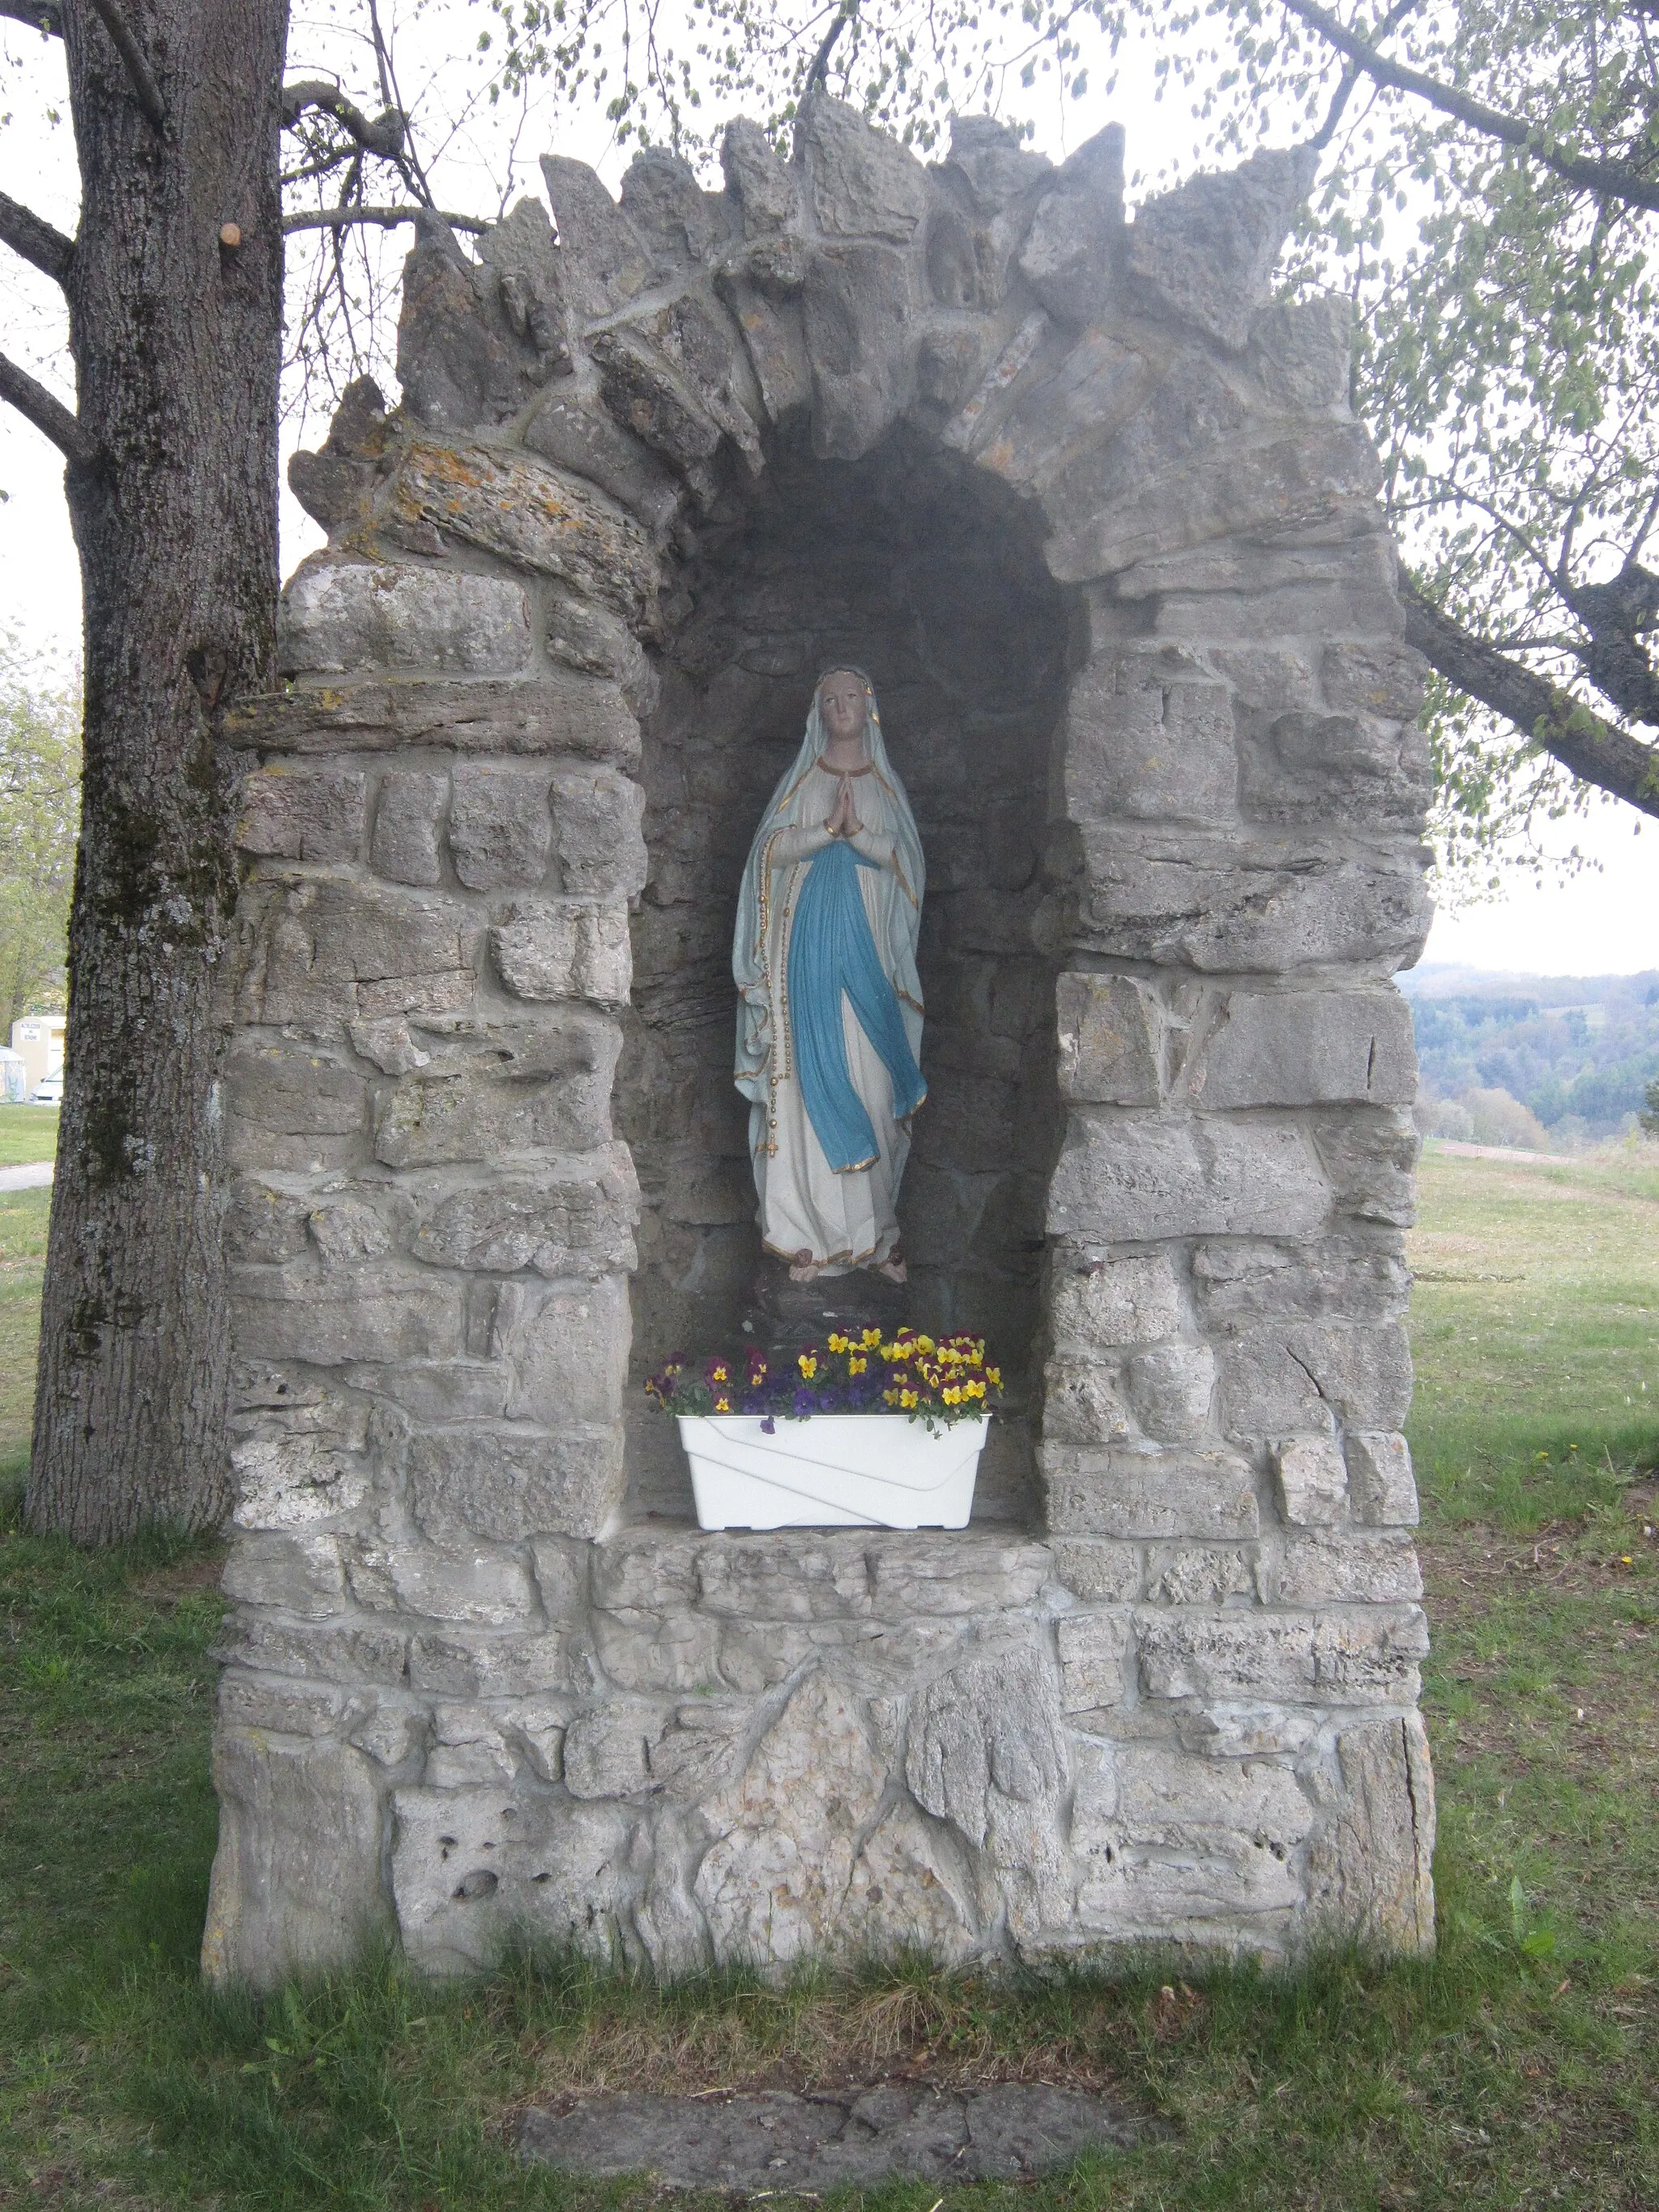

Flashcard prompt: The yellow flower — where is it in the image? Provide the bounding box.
[900,1388,919,1409]
[862,1327,882,1348]
[944,1386,961,1406]
[986,1366,1001,1388]
[918,1334,936,1352]
[827,1332,847,1353]
[885,1340,912,1362]
[710,1363,728,1383]
[798,1353,817,1379]
[714,1397,731,1413]
[884,1388,899,1404]
[967,1379,985,1397]
[850,1356,868,1375]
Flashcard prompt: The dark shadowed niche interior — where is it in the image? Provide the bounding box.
[618,424,1077,1521]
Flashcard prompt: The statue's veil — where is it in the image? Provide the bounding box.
[733,670,925,1110]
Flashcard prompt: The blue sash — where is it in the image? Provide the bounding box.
[787,839,926,1171]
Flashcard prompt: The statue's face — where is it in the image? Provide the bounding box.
[818,671,868,746]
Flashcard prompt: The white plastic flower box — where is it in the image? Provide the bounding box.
[676,1412,990,1531]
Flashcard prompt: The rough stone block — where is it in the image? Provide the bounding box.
[230,1397,372,1530]
[1275,1532,1422,1605]
[545,590,657,717]
[1048,420,1382,583]
[350,1541,539,1626]
[498,1273,632,1429]
[1144,1543,1257,1605]
[392,1784,636,1972]
[278,557,531,676]
[1218,1320,1412,1440]
[1047,1251,1183,1351]
[409,1422,625,1543]
[1307,1713,1435,1953]
[1137,1605,1428,1706]
[239,768,367,863]
[1126,149,1313,351]
[373,1017,621,1164]
[1050,1538,1141,1602]
[235,1264,464,1366]
[1272,1435,1349,1528]
[550,769,648,898]
[1041,1445,1260,1539]
[213,1612,411,1687]
[1346,1432,1419,1527]
[221,1531,347,1618]
[1016,130,1124,326]
[562,1698,669,1797]
[1067,825,1432,974]
[1311,1108,1420,1227]
[1249,295,1352,411]
[226,674,642,770]
[1188,990,1417,1109]
[449,765,553,890]
[1126,1345,1216,1444]
[490,901,633,1008]
[1100,1745,1315,1848]
[1321,639,1428,722]
[1055,973,1161,1105]
[413,1148,640,1276]
[591,1605,726,1694]
[1239,705,1429,828]
[1064,648,1236,825]
[802,94,929,241]
[226,1046,369,1172]
[216,1669,346,1740]
[803,241,915,461]
[378,440,657,625]
[1056,1612,1130,1711]
[407,1629,570,1698]
[202,1732,388,1987]
[238,878,476,1038]
[1047,1112,1329,1243]
[372,772,447,887]
[1043,1357,1132,1443]
[1192,1237,1410,1326]
[522,390,683,537]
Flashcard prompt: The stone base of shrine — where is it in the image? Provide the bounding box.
[203,1522,1433,1985]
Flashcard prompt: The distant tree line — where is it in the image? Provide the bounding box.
[1410,977,1659,1144]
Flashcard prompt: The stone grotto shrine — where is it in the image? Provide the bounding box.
[202,97,1438,1986]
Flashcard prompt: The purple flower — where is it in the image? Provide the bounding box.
[761,1416,776,1434]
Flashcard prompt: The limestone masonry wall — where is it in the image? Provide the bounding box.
[204,98,1438,1985]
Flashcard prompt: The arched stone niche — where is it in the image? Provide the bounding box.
[626,424,1073,1518]
[205,100,1438,1989]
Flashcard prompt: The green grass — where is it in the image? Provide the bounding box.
[0,1102,60,1166]
[1,1147,1656,2208]
[0,1183,49,1473]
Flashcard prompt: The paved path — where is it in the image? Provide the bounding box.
[0,1161,53,1191]
[521,2082,1154,2189]
[1427,1139,1576,1166]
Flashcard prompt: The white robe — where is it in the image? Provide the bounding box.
[736,752,925,1273]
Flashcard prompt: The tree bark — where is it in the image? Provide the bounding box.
[1403,581,1659,823]
[26,0,289,1543]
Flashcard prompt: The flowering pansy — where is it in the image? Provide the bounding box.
[645,1319,1004,1430]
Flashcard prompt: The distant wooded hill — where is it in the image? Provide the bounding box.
[1400,968,1659,1144]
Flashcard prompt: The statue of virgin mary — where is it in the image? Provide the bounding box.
[733,668,926,1283]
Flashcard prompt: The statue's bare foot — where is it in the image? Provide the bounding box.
[873,1246,907,1285]
[789,1248,822,1283]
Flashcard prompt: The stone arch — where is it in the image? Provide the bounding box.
[207,100,1437,1987]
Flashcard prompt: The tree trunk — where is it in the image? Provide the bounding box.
[27,0,289,1543]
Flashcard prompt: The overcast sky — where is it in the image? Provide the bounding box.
[3,6,1656,981]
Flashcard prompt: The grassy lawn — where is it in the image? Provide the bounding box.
[2,1148,1655,2209]
[0,1102,61,1168]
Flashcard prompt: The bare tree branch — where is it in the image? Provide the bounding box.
[0,0,62,33]
[1405,578,1659,819]
[0,187,74,286]
[84,0,168,137]
[0,350,96,468]
[1285,0,1659,211]
[280,79,407,160]
[806,0,859,92]
[281,203,489,235]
